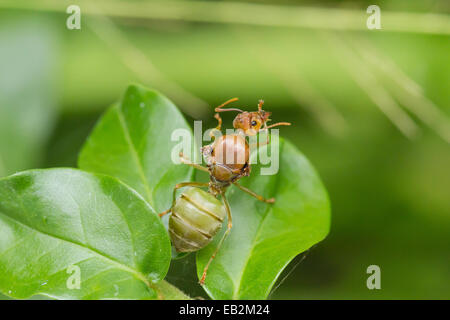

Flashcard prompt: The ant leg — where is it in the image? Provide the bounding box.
[210,98,241,140]
[200,191,232,285]
[249,120,291,149]
[249,130,270,149]
[233,182,275,203]
[214,113,222,131]
[208,114,223,140]
[158,181,209,217]
[179,152,209,173]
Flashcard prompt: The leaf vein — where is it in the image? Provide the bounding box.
[116,106,154,205]
[0,210,151,288]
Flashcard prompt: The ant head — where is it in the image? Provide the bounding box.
[215,98,290,136]
[232,100,272,136]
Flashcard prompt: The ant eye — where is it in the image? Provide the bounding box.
[251,120,257,126]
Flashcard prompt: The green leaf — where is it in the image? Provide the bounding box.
[197,138,330,299]
[155,279,191,300]
[0,168,172,299]
[78,85,195,213]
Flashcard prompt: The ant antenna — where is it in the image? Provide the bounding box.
[258,99,264,112]
[215,98,243,113]
[265,122,291,129]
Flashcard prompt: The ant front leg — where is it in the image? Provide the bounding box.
[214,113,222,131]
[179,152,209,173]
[233,182,275,203]
[208,114,223,141]
[252,118,290,149]
[210,97,241,140]
[200,191,232,285]
[158,181,209,217]
[249,130,270,149]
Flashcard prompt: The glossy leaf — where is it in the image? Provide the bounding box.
[0,168,172,299]
[78,85,195,213]
[197,138,331,299]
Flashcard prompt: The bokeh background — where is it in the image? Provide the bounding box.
[0,0,449,299]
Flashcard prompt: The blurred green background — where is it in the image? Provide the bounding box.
[0,0,449,299]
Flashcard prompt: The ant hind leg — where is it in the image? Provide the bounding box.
[233,182,275,203]
[199,191,233,285]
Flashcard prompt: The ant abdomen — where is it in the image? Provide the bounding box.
[169,187,226,252]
